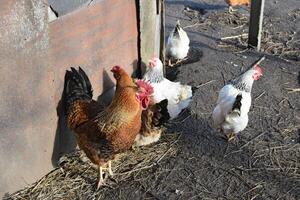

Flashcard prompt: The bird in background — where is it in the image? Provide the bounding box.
[166,20,190,67]
[212,62,263,141]
[144,56,195,119]
[224,0,250,13]
[64,66,153,189]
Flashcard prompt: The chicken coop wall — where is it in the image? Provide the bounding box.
[0,0,163,196]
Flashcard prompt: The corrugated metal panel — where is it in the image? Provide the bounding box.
[0,0,56,196]
[50,0,138,102]
[49,0,139,171]
[0,0,138,196]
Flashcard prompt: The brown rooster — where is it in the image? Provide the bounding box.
[64,66,153,189]
[224,0,250,13]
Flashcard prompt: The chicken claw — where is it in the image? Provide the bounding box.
[97,166,105,190]
[226,133,236,142]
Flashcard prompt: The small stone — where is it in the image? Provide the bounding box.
[175,189,183,195]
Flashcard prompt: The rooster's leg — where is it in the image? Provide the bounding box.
[108,160,113,176]
[96,166,105,189]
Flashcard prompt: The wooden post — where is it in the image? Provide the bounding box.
[139,0,163,75]
[159,0,166,76]
[248,0,265,51]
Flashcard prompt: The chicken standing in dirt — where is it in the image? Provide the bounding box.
[64,66,153,189]
[212,64,263,141]
[166,20,190,66]
[225,0,250,13]
[144,57,194,119]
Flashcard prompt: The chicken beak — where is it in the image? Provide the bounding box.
[259,73,263,78]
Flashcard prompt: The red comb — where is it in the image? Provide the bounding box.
[111,66,121,73]
[135,79,153,96]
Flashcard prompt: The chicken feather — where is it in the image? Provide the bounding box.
[166,20,190,65]
[135,99,170,146]
[64,66,153,188]
[145,57,194,119]
[212,65,262,140]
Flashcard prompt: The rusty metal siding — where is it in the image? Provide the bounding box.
[0,0,139,196]
[49,0,139,174]
[50,0,139,102]
[0,0,56,196]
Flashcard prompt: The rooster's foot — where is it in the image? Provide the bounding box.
[97,166,105,190]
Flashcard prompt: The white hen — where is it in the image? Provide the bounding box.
[166,20,190,66]
[144,57,194,119]
[212,64,263,141]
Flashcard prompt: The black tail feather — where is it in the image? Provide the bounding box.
[153,99,170,127]
[78,67,92,97]
[63,67,93,113]
[174,25,180,37]
[232,94,242,113]
[173,21,181,38]
[192,86,199,95]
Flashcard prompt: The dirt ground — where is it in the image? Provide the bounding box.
[5,0,300,199]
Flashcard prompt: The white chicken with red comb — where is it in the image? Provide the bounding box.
[144,56,194,119]
[212,63,263,141]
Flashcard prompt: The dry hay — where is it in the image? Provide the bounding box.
[237,141,300,184]
[217,30,300,61]
[181,5,299,61]
[4,133,180,200]
[211,9,300,62]
[206,11,249,27]
[261,30,299,61]
[183,10,249,31]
